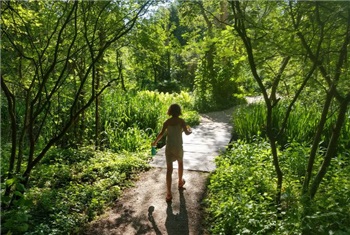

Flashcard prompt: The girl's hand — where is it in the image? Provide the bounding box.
[186,125,192,134]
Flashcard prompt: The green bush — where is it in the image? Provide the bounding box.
[302,153,350,234]
[206,140,277,234]
[232,104,267,141]
[156,80,181,93]
[192,60,245,113]
[18,148,150,234]
[205,140,350,234]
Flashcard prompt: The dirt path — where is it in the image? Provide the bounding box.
[82,108,234,235]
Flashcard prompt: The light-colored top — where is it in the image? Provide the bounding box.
[166,125,183,148]
[152,116,192,149]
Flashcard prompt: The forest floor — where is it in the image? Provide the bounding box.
[82,107,235,235]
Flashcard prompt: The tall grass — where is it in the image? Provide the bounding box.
[232,101,350,149]
[101,90,200,151]
[232,104,266,140]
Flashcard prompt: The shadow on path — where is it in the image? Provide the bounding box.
[165,189,189,235]
[147,189,190,235]
[148,206,162,235]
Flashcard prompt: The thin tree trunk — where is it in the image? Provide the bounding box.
[1,77,17,197]
[117,50,126,91]
[270,56,290,104]
[310,95,350,199]
[231,1,283,208]
[95,76,100,149]
[198,2,215,85]
[302,85,335,195]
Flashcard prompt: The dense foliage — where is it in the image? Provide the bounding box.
[207,98,350,235]
[3,148,150,234]
[1,0,349,234]
[206,139,350,234]
[1,90,200,234]
[202,1,350,234]
[100,90,200,151]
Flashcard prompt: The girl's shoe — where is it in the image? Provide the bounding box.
[178,179,186,189]
[166,194,172,202]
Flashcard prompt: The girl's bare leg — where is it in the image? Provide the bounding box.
[178,160,184,185]
[166,162,173,197]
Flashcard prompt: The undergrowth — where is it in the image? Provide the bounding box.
[205,98,350,235]
[232,101,350,150]
[205,140,350,234]
[1,90,200,234]
[2,147,151,235]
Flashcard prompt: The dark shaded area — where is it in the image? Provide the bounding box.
[165,189,189,235]
[148,206,162,235]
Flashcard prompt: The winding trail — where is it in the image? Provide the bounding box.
[83,107,234,235]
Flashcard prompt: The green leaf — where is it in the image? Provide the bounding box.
[5,178,16,187]
[16,183,26,192]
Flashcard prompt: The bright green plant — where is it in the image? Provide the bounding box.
[206,139,350,234]
[10,147,151,235]
[299,152,350,234]
[1,175,32,234]
[206,140,277,234]
[232,101,350,149]
[232,103,267,141]
[101,90,200,151]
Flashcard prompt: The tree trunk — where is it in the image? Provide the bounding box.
[198,2,215,85]
[95,75,100,149]
[1,77,17,197]
[117,50,126,91]
[268,131,283,208]
[310,95,350,198]
[302,85,335,195]
[231,1,284,209]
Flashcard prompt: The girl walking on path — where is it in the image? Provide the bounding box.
[152,104,192,202]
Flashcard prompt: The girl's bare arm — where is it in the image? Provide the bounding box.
[152,122,167,146]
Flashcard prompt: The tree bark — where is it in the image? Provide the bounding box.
[1,76,17,197]
[302,85,335,195]
[310,95,350,199]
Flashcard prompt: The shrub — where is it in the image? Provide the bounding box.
[205,139,350,234]
[101,90,200,151]
[20,148,150,234]
[206,140,278,234]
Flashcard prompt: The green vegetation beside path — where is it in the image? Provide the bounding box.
[205,101,350,234]
[1,91,200,234]
[2,1,350,234]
